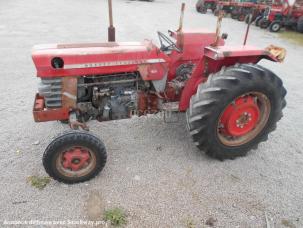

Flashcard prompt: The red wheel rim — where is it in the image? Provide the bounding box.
[217,92,271,146]
[56,146,97,177]
[62,147,91,171]
[220,96,260,137]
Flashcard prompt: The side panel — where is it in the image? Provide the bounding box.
[179,59,207,111]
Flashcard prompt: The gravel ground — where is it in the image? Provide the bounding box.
[0,0,303,227]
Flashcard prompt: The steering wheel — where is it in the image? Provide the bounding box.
[157,31,181,52]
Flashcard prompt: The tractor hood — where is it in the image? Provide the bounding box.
[32,41,168,78]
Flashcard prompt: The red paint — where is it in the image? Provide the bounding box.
[264,0,303,24]
[63,147,90,171]
[219,96,260,137]
[33,94,69,122]
[32,28,280,121]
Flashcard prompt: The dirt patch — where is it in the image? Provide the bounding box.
[85,191,105,221]
[278,31,303,46]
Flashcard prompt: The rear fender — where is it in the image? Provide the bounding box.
[178,45,286,111]
[203,45,286,73]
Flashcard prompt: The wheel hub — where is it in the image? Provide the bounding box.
[272,24,280,31]
[220,96,260,137]
[62,147,90,171]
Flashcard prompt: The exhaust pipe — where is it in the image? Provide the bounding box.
[108,0,115,42]
[177,3,186,32]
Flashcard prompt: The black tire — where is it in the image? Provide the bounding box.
[231,13,238,19]
[269,21,282,32]
[297,16,303,33]
[43,130,107,184]
[255,16,263,26]
[186,64,286,160]
[259,18,270,29]
[200,7,207,14]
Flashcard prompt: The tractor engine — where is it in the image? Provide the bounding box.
[38,72,158,122]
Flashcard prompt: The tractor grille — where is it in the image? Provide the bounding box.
[38,78,62,108]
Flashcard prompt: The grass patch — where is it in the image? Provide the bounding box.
[185,218,196,228]
[27,176,51,190]
[278,31,303,46]
[281,219,296,228]
[104,207,127,227]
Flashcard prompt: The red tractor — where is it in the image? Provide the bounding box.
[259,0,303,32]
[32,4,287,184]
[196,0,218,13]
[231,1,257,21]
[214,0,237,15]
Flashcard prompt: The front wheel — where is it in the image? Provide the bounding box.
[269,21,282,32]
[259,18,270,29]
[186,64,286,160]
[43,131,107,184]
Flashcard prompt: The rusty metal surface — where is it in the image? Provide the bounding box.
[211,11,224,47]
[33,94,69,122]
[265,45,287,62]
[62,77,77,109]
[177,3,186,32]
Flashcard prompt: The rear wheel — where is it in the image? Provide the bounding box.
[269,21,282,32]
[186,64,286,160]
[255,16,263,26]
[297,16,303,33]
[43,131,107,184]
[259,18,270,29]
[238,14,246,21]
[231,12,239,19]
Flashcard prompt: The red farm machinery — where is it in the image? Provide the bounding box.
[230,1,257,21]
[196,0,218,13]
[258,0,303,32]
[214,0,237,15]
[227,0,276,23]
[32,3,287,184]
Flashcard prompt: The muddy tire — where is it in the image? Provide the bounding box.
[269,21,282,32]
[186,64,286,160]
[43,131,107,184]
[297,16,303,33]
